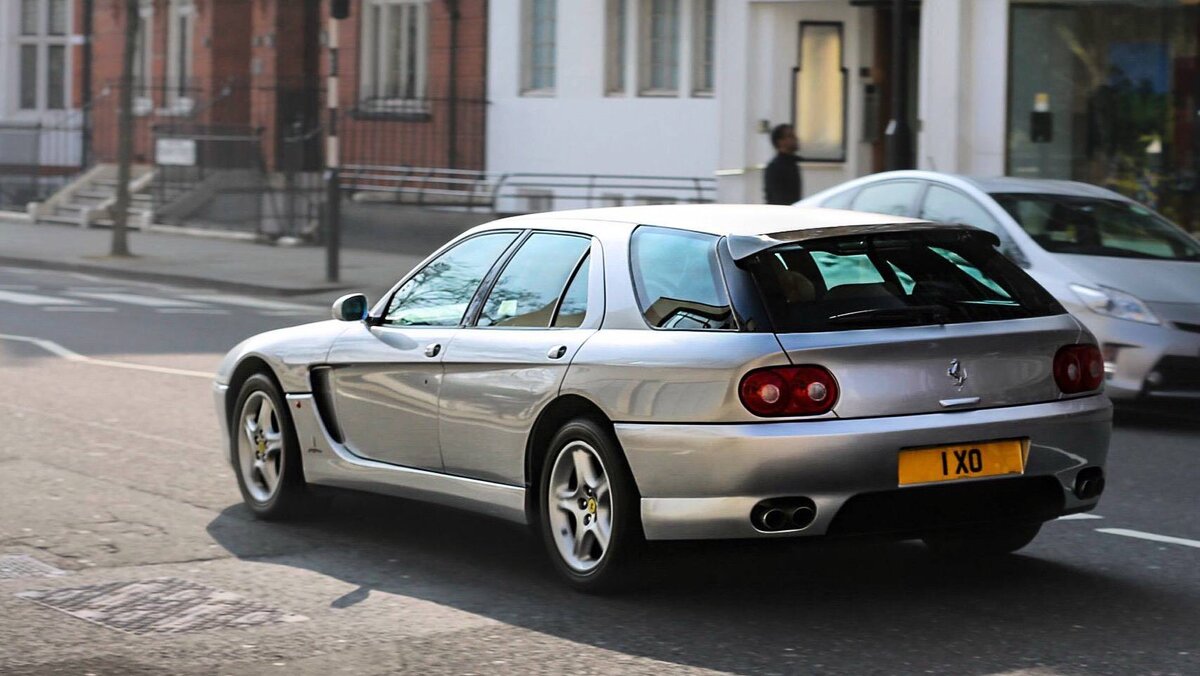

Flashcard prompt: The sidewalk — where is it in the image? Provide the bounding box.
[0,218,428,301]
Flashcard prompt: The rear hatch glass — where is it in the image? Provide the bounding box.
[742,229,1064,333]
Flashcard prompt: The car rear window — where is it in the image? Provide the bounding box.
[742,229,1064,332]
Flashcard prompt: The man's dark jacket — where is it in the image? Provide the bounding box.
[764,153,802,205]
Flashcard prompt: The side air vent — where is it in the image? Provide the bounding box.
[309,366,345,443]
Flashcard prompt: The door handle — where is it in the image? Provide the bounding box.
[424,343,441,358]
[547,345,568,360]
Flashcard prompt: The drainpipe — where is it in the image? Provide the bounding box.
[81,0,94,169]
[447,0,461,169]
[885,0,914,170]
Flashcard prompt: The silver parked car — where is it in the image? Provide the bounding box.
[214,205,1111,591]
[799,171,1200,400]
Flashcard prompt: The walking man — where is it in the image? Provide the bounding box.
[764,124,802,205]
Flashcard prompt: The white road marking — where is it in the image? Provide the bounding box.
[177,293,321,313]
[0,333,212,379]
[1057,514,1104,521]
[1096,528,1200,550]
[0,290,85,306]
[258,309,323,317]
[156,307,230,315]
[67,291,206,308]
[0,284,38,290]
[43,306,118,313]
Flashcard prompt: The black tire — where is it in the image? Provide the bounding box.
[922,522,1043,558]
[537,418,644,593]
[230,373,312,520]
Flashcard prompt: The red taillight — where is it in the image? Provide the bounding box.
[739,366,838,416]
[1054,344,1104,394]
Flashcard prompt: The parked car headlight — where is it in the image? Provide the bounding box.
[1069,284,1160,325]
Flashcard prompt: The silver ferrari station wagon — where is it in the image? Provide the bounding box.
[214,205,1112,591]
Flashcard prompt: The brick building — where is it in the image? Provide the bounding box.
[82,0,487,173]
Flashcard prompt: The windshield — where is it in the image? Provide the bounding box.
[991,193,1200,261]
[743,230,1063,333]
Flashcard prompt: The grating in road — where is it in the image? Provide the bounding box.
[15,577,307,635]
[0,555,67,580]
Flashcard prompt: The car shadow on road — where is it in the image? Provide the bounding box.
[206,491,1194,675]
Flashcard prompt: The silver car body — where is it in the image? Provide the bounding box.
[800,171,1200,400]
[214,205,1111,540]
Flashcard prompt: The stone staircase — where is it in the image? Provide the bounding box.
[33,165,155,229]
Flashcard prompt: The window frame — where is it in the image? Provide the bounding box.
[377,230,524,328]
[133,0,154,113]
[638,0,682,97]
[628,224,740,332]
[467,230,597,330]
[164,0,196,113]
[358,0,431,115]
[521,0,557,95]
[690,0,714,96]
[604,0,629,96]
[791,21,848,163]
[15,0,72,113]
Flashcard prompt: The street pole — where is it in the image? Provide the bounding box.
[885,0,914,170]
[80,0,94,170]
[111,0,138,257]
[325,13,343,283]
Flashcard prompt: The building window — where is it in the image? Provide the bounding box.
[133,0,154,109]
[605,0,627,95]
[691,0,714,95]
[16,0,70,111]
[522,0,557,93]
[360,0,430,112]
[793,22,846,162]
[640,0,680,95]
[165,0,195,111]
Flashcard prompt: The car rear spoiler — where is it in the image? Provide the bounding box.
[725,222,998,261]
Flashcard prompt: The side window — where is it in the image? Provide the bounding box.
[478,233,591,327]
[920,185,1004,237]
[385,232,518,326]
[821,188,856,209]
[552,254,590,328]
[850,181,922,216]
[630,226,734,330]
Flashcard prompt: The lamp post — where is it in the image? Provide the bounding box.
[325,0,350,282]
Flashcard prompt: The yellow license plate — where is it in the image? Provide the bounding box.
[898,439,1029,486]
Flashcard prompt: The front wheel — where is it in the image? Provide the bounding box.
[231,373,312,520]
[922,522,1042,557]
[538,418,643,593]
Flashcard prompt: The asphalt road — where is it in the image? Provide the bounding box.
[0,265,1197,675]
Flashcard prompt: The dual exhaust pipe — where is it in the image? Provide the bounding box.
[751,497,817,532]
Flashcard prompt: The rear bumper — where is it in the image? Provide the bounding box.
[614,395,1111,540]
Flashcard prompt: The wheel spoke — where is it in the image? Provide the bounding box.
[555,497,577,515]
[592,522,610,551]
[259,456,279,488]
[593,477,609,501]
[572,526,592,560]
[243,416,258,445]
[572,448,598,489]
[257,397,273,432]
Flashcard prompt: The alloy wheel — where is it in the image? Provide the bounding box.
[547,440,613,573]
[237,391,284,502]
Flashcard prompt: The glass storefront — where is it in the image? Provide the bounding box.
[1008,1,1200,232]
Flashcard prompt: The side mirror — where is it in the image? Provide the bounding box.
[332,293,369,322]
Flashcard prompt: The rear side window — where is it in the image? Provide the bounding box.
[478,233,591,327]
[630,226,735,330]
[744,230,1063,332]
[850,181,922,216]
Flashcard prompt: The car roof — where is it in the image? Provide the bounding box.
[508,204,928,237]
[833,170,1130,200]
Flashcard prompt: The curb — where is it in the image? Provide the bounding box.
[0,255,351,297]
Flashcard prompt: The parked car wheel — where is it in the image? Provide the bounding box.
[232,373,311,520]
[922,522,1042,557]
[539,418,643,592]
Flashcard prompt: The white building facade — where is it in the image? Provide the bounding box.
[490,0,1200,230]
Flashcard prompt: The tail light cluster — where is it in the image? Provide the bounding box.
[1054,344,1104,394]
[739,366,838,417]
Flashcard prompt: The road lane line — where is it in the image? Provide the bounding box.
[1057,514,1104,521]
[0,333,212,379]
[1096,528,1200,549]
[0,290,85,306]
[67,291,206,308]
[43,306,118,313]
[156,307,230,315]
[177,293,322,313]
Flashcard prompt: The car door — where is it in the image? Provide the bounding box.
[324,230,521,470]
[437,230,601,485]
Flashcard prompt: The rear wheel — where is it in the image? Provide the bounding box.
[538,419,643,593]
[922,522,1042,557]
[231,373,312,520]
